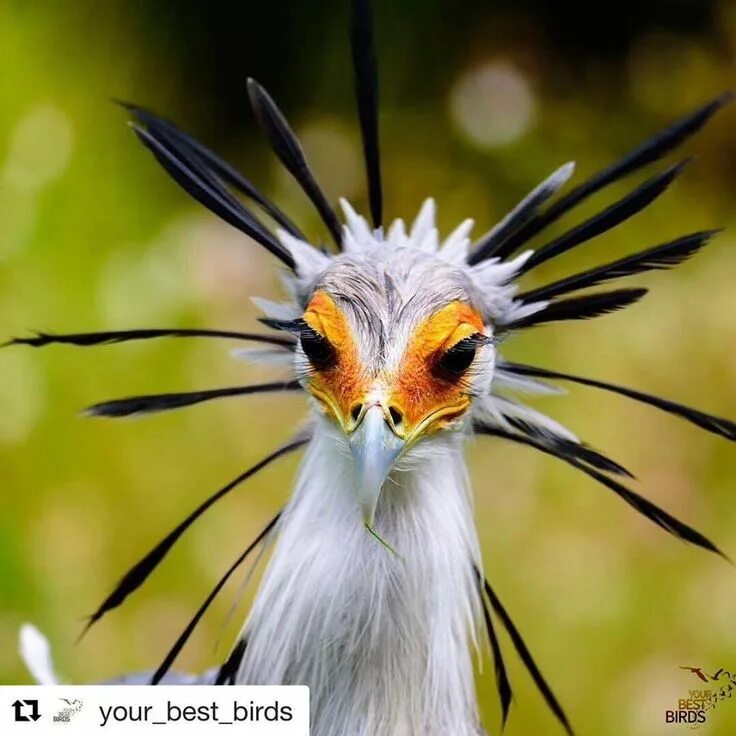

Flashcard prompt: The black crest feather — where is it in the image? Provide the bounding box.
[3,328,295,350]
[519,230,719,303]
[246,79,343,247]
[215,639,248,686]
[120,101,304,238]
[474,422,726,559]
[84,380,301,418]
[474,568,512,728]
[480,574,574,736]
[519,160,689,274]
[504,288,647,330]
[131,124,295,268]
[151,514,281,685]
[504,416,634,479]
[468,163,574,265]
[502,362,736,443]
[81,438,307,636]
[350,0,383,228]
[499,94,732,254]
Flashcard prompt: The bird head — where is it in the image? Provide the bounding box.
[295,249,493,524]
[260,199,533,527]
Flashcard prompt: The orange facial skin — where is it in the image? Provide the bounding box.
[303,290,365,432]
[302,290,487,440]
[391,302,485,435]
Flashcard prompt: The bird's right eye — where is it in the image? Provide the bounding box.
[299,325,336,370]
[433,332,488,379]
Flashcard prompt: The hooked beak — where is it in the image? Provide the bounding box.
[347,405,406,526]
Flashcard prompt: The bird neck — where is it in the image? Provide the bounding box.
[237,428,483,736]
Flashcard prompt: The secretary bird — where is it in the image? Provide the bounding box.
[10,1,736,734]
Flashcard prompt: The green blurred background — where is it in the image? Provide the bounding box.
[1,0,736,733]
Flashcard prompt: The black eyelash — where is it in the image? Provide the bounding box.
[300,329,335,369]
[259,317,308,334]
[454,333,492,351]
[434,333,490,378]
[263,318,336,370]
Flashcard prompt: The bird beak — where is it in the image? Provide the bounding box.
[348,405,406,526]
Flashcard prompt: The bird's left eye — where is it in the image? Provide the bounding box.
[434,333,488,378]
[299,325,335,370]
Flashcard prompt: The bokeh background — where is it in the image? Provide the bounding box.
[1,0,736,733]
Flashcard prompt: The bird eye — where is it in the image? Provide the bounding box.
[434,333,487,378]
[299,325,335,370]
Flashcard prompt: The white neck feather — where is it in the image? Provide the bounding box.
[236,428,484,736]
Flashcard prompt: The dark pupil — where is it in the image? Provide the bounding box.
[300,330,334,368]
[437,342,477,376]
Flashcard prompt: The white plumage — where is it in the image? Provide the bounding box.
[237,427,482,736]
